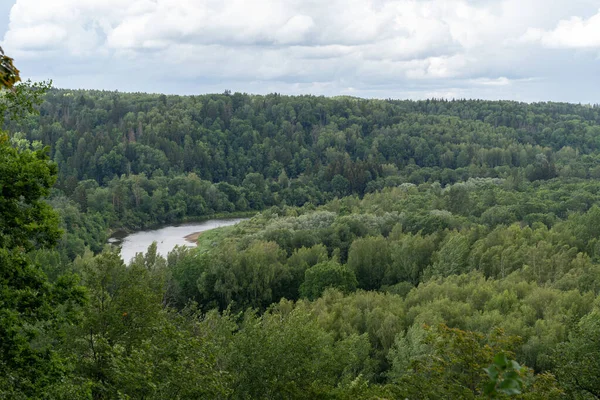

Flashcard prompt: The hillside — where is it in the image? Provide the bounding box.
[2,87,600,398]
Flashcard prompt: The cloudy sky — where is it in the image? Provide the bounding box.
[1,0,600,102]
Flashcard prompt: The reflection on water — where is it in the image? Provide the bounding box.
[109,218,245,264]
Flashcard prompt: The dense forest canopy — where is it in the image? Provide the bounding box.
[3,83,600,398]
[6,89,600,253]
[18,89,600,195]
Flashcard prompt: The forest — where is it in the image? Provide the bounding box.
[3,65,600,398]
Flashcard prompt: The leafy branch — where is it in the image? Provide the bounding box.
[484,352,524,397]
[0,46,20,89]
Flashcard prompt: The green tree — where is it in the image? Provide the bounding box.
[426,230,470,278]
[198,240,289,310]
[0,53,86,397]
[553,305,600,398]
[390,325,522,399]
[226,305,372,399]
[387,233,436,285]
[0,46,20,88]
[0,134,61,251]
[300,260,358,300]
[72,249,227,399]
[347,236,391,290]
[483,352,524,397]
[331,174,351,197]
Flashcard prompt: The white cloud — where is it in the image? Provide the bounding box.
[1,0,600,102]
[522,9,600,48]
[471,77,512,86]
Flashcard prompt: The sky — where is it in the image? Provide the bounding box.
[1,0,600,103]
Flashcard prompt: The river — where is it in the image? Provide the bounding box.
[108,218,246,263]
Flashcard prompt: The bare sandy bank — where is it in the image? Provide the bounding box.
[184,231,204,244]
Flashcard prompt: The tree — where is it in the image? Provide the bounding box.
[388,233,436,285]
[0,50,50,126]
[347,236,391,290]
[426,231,470,278]
[0,51,85,397]
[0,134,62,250]
[331,174,351,197]
[0,46,20,89]
[553,306,600,398]
[299,260,357,300]
[526,153,557,181]
[226,305,372,399]
[388,324,549,399]
[283,244,329,300]
[483,352,524,397]
[198,240,289,310]
[71,249,228,399]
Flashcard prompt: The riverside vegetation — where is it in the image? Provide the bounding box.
[2,52,600,398]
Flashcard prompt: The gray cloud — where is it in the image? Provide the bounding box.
[2,0,599,102]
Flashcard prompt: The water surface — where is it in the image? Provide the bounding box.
[109,218,245,263]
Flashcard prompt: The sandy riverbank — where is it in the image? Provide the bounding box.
[184,231,204,244]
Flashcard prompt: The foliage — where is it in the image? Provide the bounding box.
[484,352,524,397]
[299,261,358,300]
[553,304,600,399]
[0,46,20,88]
[0,60,85,397]
[5,55,600,397]
[0,133,60,251]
